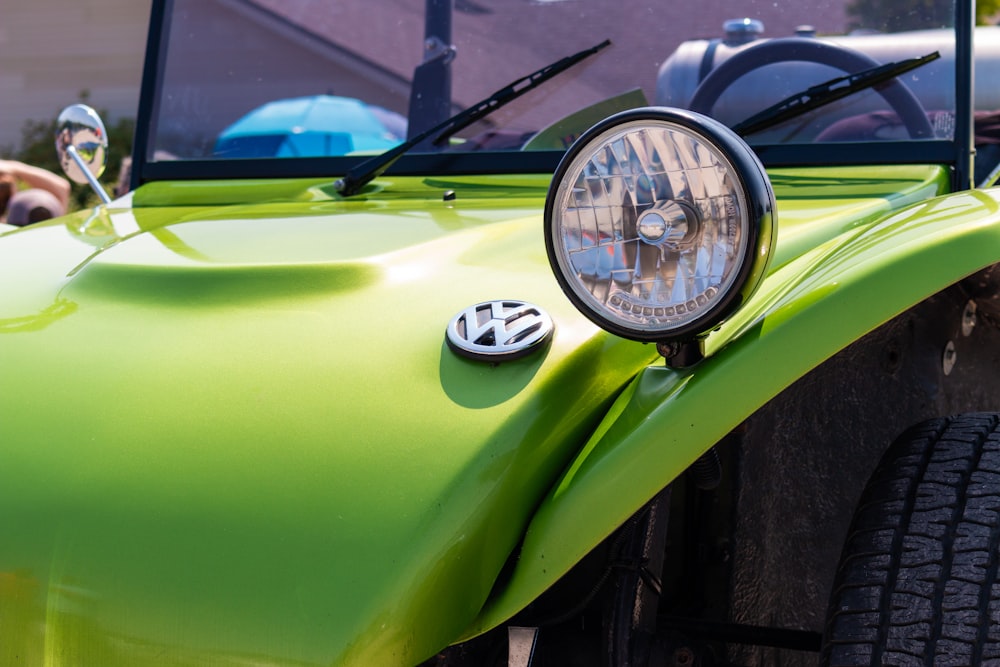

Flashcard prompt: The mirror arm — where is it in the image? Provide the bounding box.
[67,145,112,205]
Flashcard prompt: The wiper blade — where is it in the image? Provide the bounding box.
[335,38,611,197]
[731,51,940,137]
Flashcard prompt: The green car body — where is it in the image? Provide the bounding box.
[5,0,1000,665]
[1,174,662,664]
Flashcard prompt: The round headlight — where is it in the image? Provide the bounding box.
[544,107,775,343]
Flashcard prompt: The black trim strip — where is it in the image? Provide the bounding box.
[131,0,170,191]
[136,141,954,184]
[954,0,975,191]
[139,151,567,182]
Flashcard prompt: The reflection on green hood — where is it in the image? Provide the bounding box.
[0,165,955,664]
[0,176,657,665]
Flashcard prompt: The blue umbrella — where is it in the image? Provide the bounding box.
[214,95,406,158]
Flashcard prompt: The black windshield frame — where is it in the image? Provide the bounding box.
[130,0,974,193]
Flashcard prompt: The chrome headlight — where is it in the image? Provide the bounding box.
[545,108,775,343]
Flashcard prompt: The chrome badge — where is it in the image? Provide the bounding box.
[446,300,554,362]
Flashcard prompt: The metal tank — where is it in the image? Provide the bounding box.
[657,22,1000,138]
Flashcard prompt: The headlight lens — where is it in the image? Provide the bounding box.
[544,108,775,342]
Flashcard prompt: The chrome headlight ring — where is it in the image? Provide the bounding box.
[544,107,776,344]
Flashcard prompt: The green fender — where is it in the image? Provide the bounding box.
[468,180,1000,634]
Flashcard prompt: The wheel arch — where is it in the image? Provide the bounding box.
[464,187,1000,638]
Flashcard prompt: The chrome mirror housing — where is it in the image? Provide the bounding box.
[55,104,112,204]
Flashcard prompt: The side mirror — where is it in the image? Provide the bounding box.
[55,104,112,205]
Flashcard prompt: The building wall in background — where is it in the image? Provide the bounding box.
[0,0,854,153]
[0,1,152,151]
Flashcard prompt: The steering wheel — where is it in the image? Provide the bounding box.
[687,38,934,139]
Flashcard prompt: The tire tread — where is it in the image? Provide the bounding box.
[822,414,1000,666]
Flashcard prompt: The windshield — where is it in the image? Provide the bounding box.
[137,0,974,184]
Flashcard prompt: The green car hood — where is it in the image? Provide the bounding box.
[0,168,948,665]
[0,175,658,666]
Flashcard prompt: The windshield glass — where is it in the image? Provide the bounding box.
[142,0,967,179]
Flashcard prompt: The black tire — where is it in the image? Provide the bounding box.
[822,413,1000,666]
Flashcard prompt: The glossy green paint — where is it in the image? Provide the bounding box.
[0,166,975,664]
[471,168,1000,636]
[0,175,658,666]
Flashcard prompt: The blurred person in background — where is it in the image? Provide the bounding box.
[0,159,70,226]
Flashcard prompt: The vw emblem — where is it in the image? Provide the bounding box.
[446,300,554,362]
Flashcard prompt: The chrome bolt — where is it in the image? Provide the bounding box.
[943,340,957,376]
[962,300,977,337]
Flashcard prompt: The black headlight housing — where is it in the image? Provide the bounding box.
[544,107,776,345]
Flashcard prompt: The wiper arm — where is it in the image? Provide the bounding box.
[335,38,611,197]
[731,51,940,137]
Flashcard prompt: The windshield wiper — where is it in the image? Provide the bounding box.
[731,51,940,137]
[335,38,611,197]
